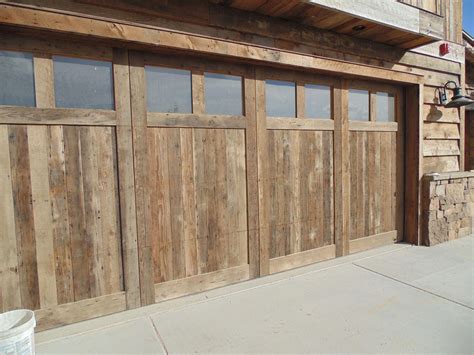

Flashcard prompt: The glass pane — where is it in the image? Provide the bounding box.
[146,66,192,113]
[54,56,114,109]
[377,92,395,122]
[0,50,35,107]
[204,73,243,116]
[265,80,296,117]
[305,84,331,119]
[348,89,369,121]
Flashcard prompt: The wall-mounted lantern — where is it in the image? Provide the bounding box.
[439,81,474,108]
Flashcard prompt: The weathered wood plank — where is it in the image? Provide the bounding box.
[97,127,122,295]
[348,121,398,132]
[129,52,155,304]
[33,53,54,108]
[423,139,461,156]
[256,72,270,275]
[349,231,397,254]
[154,265,249,302]
[269,244,335,274]
[48,126,74,305]
[180,128,198,277]
[113,47,140,309]
[28,126,58,308]
[423,105,460,123]
[334,80,350,256]
[244,74,260,278]
[167,128,186,280]
[8,125,40,310]
[0,107,117,126]
[80,127,104,298]
[35,292,127,332]
[147,113,246,129]
[423,122,460,139]
[63,126,90,301]
[0,126,21,312]
[423,156,460,173]
[267,118,334,131]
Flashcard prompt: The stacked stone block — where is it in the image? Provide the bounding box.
[422,172,474,246]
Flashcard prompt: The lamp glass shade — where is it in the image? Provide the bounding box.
[445,95,474,108]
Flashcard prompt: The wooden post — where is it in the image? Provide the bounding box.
[334,79,350,256]
[113,48,141,309]
[255,69,270,275]
[129,51,155,305]
[404,84,423,245]
[244,69,260,279]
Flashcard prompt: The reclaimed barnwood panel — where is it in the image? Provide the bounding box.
[154,265,249,302]
[423,122,460,139]
[423,139,460,156]
[423,105,460,123]
[146,127,249,283]
[349,131,399,240]
[266,130,335,259]
[423,155,460,173]
[0,125,124,312]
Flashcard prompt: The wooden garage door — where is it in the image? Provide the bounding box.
[0,44,134,330]
[129,52,258,305]
[347,80,404,253]
[256,68,337,275]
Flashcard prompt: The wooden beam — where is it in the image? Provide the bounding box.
[269,245,335,274]
[255,69,270,276]
[113,48,141,309]
[0,107,116,126]
[0,4,423,85]
[154,265,249,302]
[35,292,126,331]
[349,230,397,254]
[334,79,350,256]
[404,84,423,245]
[128,51,155,305]
[244,71,260,279]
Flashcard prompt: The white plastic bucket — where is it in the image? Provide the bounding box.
[0,310,36,355]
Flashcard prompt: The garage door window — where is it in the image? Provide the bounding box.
[204,72,243,116]
[376,92,395,122]
[265,80,296,117]
[0,50,35,107]
[146,66,192,113]
[348,89,369,121]
[53,56,114,109]
[305,84,331,119]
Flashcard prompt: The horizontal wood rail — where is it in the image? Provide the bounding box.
[0,4,422,85]
[35,292,127,331]
[0,106,117,126]
[349,231,397,254]
[154,265,250,302]
[348,121,399,132]
[269,245,336,274]
[266,118,335,131]
[147,112,246,129]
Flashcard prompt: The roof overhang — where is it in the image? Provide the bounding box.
[219,0,444,49]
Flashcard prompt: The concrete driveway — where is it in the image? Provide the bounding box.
[36,236,473,354]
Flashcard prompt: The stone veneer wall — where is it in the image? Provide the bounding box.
[422,171,474,246]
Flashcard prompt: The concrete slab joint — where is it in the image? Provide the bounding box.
[422,172,474,246]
